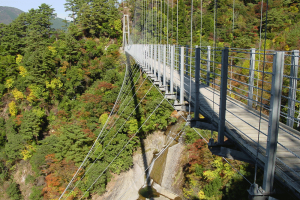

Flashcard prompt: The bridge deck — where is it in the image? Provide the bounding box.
[131,53,300,196]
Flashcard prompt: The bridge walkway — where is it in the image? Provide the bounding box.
[128,49,300,196]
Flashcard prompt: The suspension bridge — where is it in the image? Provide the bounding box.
[124,42,300,199]
[59,0,300,199]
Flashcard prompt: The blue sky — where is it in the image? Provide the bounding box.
[1,0,72,20]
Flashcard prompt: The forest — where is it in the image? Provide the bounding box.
[0,0,299,199]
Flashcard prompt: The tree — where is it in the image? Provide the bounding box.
[25,4,55,51]
[6,182,22,200]
[5,118,23,161]
[19,109,45,142]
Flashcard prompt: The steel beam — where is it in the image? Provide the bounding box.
[194,47,201,120]
[218,47,229,144]
[185,45,189,75]
[248,48,255,108]
[180,46,185,104]
[158,45,161,85]
[163,45,167,92]
[206,46,211,86]
[170,45,174,94]
[263,51,285,194]
[154,44,157,79]
[287,50,299,127]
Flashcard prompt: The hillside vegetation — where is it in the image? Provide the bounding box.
[0,1,178,199]
[0,0,299,199]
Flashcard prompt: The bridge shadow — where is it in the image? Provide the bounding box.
[128,62,154,200]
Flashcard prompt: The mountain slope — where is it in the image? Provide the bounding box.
[0,6,23,24]
[0,6,69,30]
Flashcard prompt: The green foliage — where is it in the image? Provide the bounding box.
[6,182,22,200]
[29,186,43,200]
[54,124,94,163]
[65,0,122,39]
[19,109,45,142]
[5,118,23,161]
[203,177,222,198]
[30,135,58,174]
[25,174,35,184]
[195,164,204,177]
[0,118,6,147]
[78,162,110,195]
[0,162,9,184]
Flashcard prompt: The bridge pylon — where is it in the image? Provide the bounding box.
[123,14,130,48]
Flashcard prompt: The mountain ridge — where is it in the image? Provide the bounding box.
[0,6,69,30]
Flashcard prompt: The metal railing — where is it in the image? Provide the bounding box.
[125,43,300,196]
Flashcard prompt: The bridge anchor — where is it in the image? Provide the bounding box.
[248,183,278,200]
[165,93,176,100]
[174,100,188,111]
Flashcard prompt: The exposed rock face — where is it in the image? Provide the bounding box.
[13,160,35,200]
[96,119,186,200]
[161,143,184,194]
[96,131,166,200]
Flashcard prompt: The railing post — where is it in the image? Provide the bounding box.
[287,50,299,127]
[194,47,201,120]
[154,44,157,79]
[146,45,148,70]
[152,44,154,74]
[147,44,150,72]
[170,45,174,94]
[218,47,229,144]
[179,46,181,74]
[248,48,255,108]
[180,46,185,105]
[158,45,161,85]
[148,44,152,73]
[185,45,189,75]
[206,46,211,86]
[144,45,147,68]
[263,51,284,194]
[163,45,167,92]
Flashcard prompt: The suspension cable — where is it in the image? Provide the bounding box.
[79,97,166,199]
[229,0,235,95]
[200,0,202,47]
[254,0,269,184]
[167,0,169,46]
[59,55,130,200]
[171,0,174,45]
[177,0,178,45]
[188,0,193,116]
[65,83,155,198]
[211,0,218,139]
[256,0,264,108]
[62,63,140,199]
